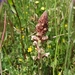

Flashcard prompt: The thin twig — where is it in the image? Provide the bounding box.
[52,31,74,38]
[0,11,6,48]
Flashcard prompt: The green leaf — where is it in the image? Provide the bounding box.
[10,6,16,14]
[8,0,13,6]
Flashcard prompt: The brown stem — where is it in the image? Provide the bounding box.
[0,11,6,75]
[0,11,6,48]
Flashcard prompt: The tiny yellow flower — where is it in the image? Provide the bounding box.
[22,35,24,39]
[26,12,28,14]
[58,72,61,75]
[21,28,24,31]
[47,45,51,48]
[41,7,45,10]
[35,1,39,4]
[62,39,65,43]
[28,46,32,52]
[18,58,23,62]
[64,24,68,28]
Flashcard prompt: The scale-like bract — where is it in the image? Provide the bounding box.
[36,11,48,36]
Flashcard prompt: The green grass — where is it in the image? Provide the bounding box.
[0,0,75,75]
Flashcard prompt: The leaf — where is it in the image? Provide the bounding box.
[10,6,16,14]
[8,0,13,5]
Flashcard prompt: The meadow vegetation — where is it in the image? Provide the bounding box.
[0,0,75,75]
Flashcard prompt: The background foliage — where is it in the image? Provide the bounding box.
[0,0,75,75]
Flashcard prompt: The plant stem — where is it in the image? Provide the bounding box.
[64,1,73,75]
[53,0,58,75]
[0,51,2,75]
[38,58,42,75]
